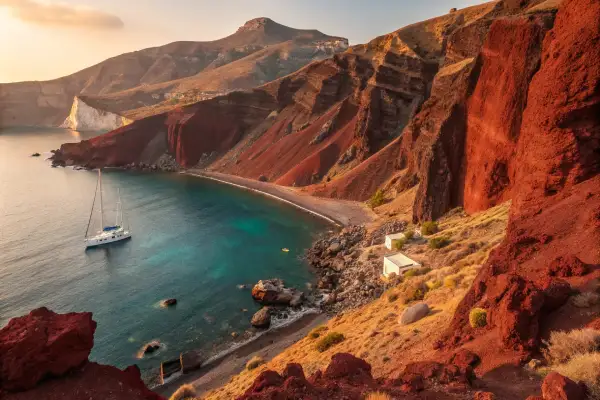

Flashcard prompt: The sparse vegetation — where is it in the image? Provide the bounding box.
[366,393,392,400]
[421,221,438,235]
[429,236,451,249]
[369,190,386,208]
[387,291,399,303]
[469,308,487,328]
[169,384,197,400]
[444,276,458,288]
[392,238,406,250]
[426,280,442,290]
[544,329,600,364]
[308,325,329,339]
[572,292,600,308]
[554,352,600,399]
[402,283,427,304]
[246,356,265,370]
[316,332,345,352]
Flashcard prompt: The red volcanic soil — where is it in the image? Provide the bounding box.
[0,308,163,400]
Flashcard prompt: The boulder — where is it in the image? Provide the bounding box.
[258,175,268,182]
[327,242,342,255]
[251,307,271,329]
[160,298,177,307]
[547,256,589,277]
[180,350,204,373]
[323,353,373,385]
[0,307,96,392]
[251,279,300,306]
[290,292,304,307]
[399,303,430,325]
[541,372,586,400]
[141,340,161,355]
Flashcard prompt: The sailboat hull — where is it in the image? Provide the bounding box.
[85,228,131,248]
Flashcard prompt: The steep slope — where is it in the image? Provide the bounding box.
[51,2,497,181]
[443,0,600,357]
[0,18,346,128]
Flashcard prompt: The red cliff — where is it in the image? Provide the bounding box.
[443,0,600,361]
[0,308,164,400]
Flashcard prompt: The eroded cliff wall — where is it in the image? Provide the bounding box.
[61,97,133,132]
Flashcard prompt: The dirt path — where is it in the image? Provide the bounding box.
[185,170,376,227]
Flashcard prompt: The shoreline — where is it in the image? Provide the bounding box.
[156,312,328,398]
[185,170,375,227]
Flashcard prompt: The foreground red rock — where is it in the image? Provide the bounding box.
[0,308,164,400]
[0,307,96,391]
[237,353,474,399]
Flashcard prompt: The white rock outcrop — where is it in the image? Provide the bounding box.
[61,97,133,132]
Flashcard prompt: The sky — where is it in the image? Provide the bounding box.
[0,0,488,83]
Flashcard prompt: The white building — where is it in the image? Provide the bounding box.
[383,252,421,277]
[385,232,406,250]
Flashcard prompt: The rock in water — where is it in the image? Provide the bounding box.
[399,303,430,325]
[251,307,271,329]
[160,298,177,307]
[141,340,161,355]
[31,152,40,157]
[251,279,302,306]
[0,307,96,392]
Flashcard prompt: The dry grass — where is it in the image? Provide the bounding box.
[554,352,600,400]
[203,202,510,400]
[169,384,197,400]
[572,292,600,308]
[246,356,265,371]
[365,392,392,400]
[544,329,600,364]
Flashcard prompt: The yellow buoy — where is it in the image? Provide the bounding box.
[281,248,290,252]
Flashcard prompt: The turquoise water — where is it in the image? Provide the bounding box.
[0,128,329,375]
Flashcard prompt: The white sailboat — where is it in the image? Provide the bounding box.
[84,169,131,248]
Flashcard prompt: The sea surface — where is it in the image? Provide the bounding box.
[0,127,330,377]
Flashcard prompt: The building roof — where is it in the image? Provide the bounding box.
[385,232,406,240]
[384,252,420,268]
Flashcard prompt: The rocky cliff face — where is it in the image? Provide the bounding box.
[0,308,163,400]
[61,96,133,131]
[441,0,600,361]
[51,3,497,182]
[0,18,346,128]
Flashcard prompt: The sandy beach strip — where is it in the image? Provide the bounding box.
[185,170,375,227]
[156,312,328,398]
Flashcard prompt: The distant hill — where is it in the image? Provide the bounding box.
[0,17,347,128]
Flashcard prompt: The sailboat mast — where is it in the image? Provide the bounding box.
[99,169,104,229]
[116,188,121,226]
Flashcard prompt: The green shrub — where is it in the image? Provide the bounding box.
[421,221,438,235]
[316,332,345,352]
[403,283,427,304]
[444,276,457,288]
[403,230,415,240]
[368,190,386,209]
[387,291,399,303]
[246,356,265,370]
[404,267,431,278]
[429,236,451,249]
[469,308,487,328]
[426,280,442,290]
[392,238,406,251]
[308,325,329,339]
